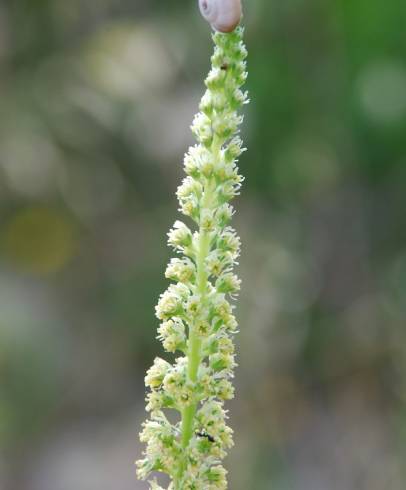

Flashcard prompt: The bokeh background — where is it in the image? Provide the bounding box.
[1,0,406,488]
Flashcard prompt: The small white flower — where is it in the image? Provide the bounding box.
[145,357,171,389]
[215,272,241,295]
[167,220,192,249]
[165,257,195,283]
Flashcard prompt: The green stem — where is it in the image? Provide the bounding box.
[176,141,220,487]
[180,228,210,448]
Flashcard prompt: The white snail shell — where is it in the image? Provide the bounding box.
[199,0,242,33]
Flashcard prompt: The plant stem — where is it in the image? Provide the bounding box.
[176,143,219,486]
[137,27,248,489]
[180,229,210,447]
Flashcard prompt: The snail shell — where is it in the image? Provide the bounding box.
[199,0,242,33]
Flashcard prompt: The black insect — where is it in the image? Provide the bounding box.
[220,63,228,71]
[196,430,215,443]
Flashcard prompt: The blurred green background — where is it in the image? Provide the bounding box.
[1,0,406,488]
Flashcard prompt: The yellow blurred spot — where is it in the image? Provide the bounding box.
[2,207,77,275]
[83,23,176,99]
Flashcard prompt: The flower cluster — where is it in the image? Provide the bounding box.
[137,26,248,490]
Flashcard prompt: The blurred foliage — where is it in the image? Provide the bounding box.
[0,0,406,489]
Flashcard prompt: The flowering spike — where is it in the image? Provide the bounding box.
[136,25,248,490]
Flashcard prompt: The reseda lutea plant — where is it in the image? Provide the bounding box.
[136,7,248,490]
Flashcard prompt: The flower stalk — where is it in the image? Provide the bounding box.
[136,25,248,490]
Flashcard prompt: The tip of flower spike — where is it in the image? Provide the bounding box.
[212,25,244,44]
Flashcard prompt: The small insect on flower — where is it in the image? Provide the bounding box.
[196,430,216,443]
